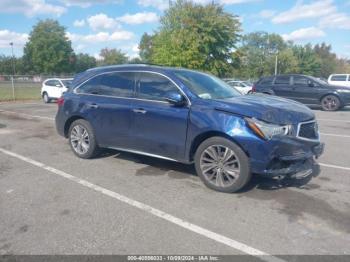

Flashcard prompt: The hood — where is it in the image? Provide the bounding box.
[213,94,315,125]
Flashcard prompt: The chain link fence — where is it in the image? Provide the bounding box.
[0,75,73,102]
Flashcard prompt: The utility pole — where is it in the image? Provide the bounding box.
[274,54,278,75]
[9,42,16,100]
[9,42,16,75]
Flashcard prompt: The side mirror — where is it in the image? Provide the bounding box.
[56,84,62,87]
[308,81,315,87]
[164,91,186,106]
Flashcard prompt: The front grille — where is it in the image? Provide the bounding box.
[297,121,319,140]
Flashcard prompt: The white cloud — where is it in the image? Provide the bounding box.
[0,0,66,17]
[87,13,119,31]
[137,0,169,10]
[282,27,326,41]
[117,12,159,25]
[272,0,336,24]
[0,30,28,48]
[259,9,276,19]
[93,53,103,61]
[73,19,85,27]
[60,0,122,8]
[319,12,350,30]
[132,44,140,53]
[67,30,134,44]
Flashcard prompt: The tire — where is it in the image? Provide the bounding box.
[43,92,50,103]
[194,137,251,193]
[321,95,340,111]
[68,119,99,159]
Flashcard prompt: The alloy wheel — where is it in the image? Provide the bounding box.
[70,125,90,155]
[322,95,339,111]
[200,145,240,188]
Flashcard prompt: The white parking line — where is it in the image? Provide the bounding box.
[319,163,350,171]
[0,110,54,121]
[0,147,284,262]
[320,133,350,138]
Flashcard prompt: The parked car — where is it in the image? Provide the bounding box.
[328,74,350,87]
[56,65,324,193]
[254,74,350,111]
[224,80,253,94]
[41,78,73,103]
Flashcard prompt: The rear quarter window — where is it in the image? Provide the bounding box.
[258,77,273,85]
[331,75,347,81]
[76,72,135,97]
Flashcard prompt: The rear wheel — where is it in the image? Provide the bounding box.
[68,119,99,159]
[43,92,50,103]
[321,95,340,111]
[194,137,251,193]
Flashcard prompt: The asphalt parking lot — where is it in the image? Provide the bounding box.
[0,102,350,260]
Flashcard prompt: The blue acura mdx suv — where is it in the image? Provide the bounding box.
[56,65,324,193]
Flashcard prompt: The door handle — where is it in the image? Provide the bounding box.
[133,108,147,114]
[88,103,99,109]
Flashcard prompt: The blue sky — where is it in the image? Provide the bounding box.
[0,0,349,59]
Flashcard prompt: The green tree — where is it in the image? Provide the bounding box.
[0,55,25,75]
[313,43,337,78]
[23,19,74,74]
[150,0,241,77]
[277,48,299,74]
[74,53,96,72]
[292,44,321,76]
[236,32,287,78]
[99,48,128,66]
[139,33,154,63]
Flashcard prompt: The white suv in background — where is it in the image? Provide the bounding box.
[41,78,73,103]
[328,74,350,87]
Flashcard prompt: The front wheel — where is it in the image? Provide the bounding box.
[321,95,340,111]
[68,119,99,159]
[194,137,251,193]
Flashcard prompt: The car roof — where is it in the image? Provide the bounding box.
[72,64,201,87]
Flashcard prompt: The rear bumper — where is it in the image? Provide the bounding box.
[55,108,66,137]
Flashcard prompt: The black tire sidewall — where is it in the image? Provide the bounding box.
[43,93,50,103]
[194,136,251,193]
[68,119,99,159]
[321,95,340,111]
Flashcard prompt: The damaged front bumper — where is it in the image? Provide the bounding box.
[262,142,324,179]
[244,131,325,179]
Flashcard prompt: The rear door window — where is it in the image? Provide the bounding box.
[331,75,347,81]
[274,76,290,85]
[77,72,135,97]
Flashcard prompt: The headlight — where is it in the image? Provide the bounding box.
[245,118,290,140]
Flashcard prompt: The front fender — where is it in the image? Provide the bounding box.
[185,105,260,161]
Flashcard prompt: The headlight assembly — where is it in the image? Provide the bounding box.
[245,118,290,140]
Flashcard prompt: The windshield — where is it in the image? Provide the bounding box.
[173,70,241,99]
[61,80,72,87]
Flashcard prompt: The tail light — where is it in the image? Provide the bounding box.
[57,97,64,107]
[251,84,256,93]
